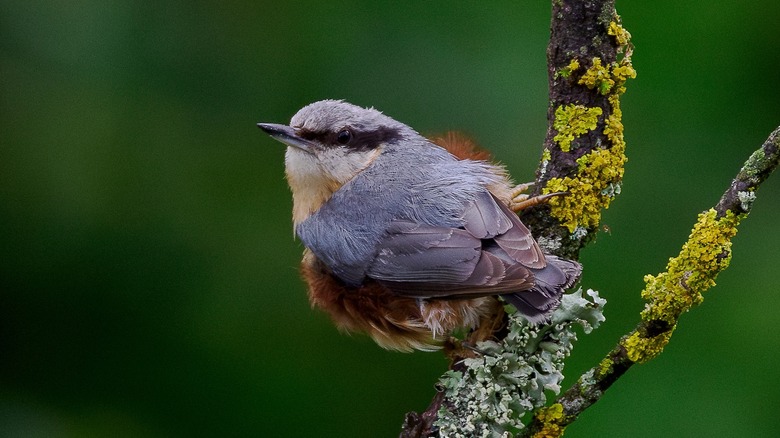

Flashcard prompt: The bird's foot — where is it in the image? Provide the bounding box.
[509,182,569,212]
[444,337,487,362]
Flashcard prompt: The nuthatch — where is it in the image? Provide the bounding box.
[258,100,581,352]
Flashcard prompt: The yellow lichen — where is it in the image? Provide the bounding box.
[578,58,636,96]
[603,94,624,148]
[543,139,626,233]
[578,58,612,95]
[553,104,603,152]
[568,58,580,72]
[543,53,634,233]
[608,21,631,47]
[557,58,581,79]
[620,194,743,365]
[611,63,637,94]
[542,148,552,163]
[533,403,566,438]
[596,357,614,379]
[641,209,742,325]
[622,329,675,364]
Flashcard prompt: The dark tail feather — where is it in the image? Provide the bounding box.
[535,255,582,292]
[501,255,582,324]
[501,294,554,324]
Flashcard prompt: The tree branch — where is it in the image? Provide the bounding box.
[520,0,634,260]
[522,125,780,437]
[715,128,780,217]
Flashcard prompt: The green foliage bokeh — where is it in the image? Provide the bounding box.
[1,1,779,436]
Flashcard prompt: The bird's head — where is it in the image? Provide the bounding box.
[258,100,416,226]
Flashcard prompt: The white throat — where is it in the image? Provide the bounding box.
[285,147,339,228]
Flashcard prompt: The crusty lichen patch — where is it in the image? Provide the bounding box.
[641,209,742,325]
[620,209,743,363]
[556,58,581,79]
[532,403,565,438]
[608,20,632,48]
[543,93,628,234]
[543,143,625,233]
[543,42,635,233]
[553,104,603,152]
[596,357,614,379]
[622,329,675,364]
[578,48,635,96]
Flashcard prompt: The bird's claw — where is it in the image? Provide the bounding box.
[510,185,569,212]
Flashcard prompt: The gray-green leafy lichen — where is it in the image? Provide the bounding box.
[737,190,756,212]
[435,288,606,437]
[570,227,588,240]
[600,181,622,198]
[536,235,563,253]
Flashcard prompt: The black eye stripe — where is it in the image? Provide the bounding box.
[297,129,320,141]
[347,128,399,151]
[298,126,403,151]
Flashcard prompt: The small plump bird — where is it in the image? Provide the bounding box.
[258,100,581,352]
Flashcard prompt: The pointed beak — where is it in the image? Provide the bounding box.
[257,123,315,152]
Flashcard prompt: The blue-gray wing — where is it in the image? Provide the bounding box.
[462,191,546,269]
[366,220,536,297]
[366,190,550,298]
[366,190,581,321]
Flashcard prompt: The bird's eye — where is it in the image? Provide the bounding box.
[336,129,352,145]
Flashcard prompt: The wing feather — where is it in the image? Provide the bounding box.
[368,221,481,283]
[491,195,546,269]
[367,218,535,298]
[461,190,513,238]
[364,191,578,311]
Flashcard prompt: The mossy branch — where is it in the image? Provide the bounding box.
[522,125,780,437]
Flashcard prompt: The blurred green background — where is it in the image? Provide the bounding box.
[2,1,779,436]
